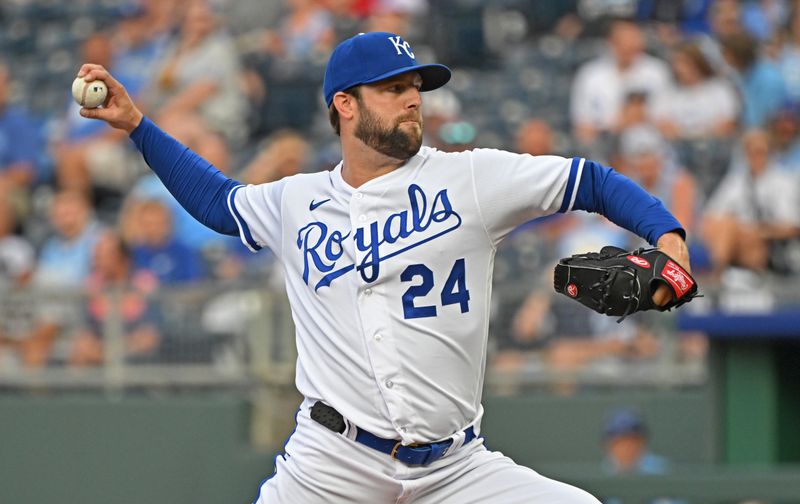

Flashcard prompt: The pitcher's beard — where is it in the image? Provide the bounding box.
[355,105,423,160]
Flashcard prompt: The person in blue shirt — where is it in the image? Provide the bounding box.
[22,190,103,367]
[128,199,205,285]
[53,14,167,207]
[768,103,800,171]
[602,408,670,476]
[720,32,787,129]
[601,408,688,504]
[0,60,40,197]
[33,190,104,289]
[70,232,162,367]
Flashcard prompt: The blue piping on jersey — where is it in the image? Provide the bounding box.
[228,185,262,252]
[558,157,583,213]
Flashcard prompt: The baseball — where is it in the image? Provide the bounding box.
[71,77,107,109]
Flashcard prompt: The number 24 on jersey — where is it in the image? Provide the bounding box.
[400,258,470,319]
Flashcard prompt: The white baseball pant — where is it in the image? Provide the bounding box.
[253,405,601,504]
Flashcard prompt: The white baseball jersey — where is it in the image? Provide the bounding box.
[229,147,582,445]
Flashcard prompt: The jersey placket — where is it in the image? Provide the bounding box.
[349,189,414,440]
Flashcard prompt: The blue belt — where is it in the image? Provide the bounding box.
[356,424,477,466]
[310,401,477,466]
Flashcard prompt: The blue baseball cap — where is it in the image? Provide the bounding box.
[323,32,451,107]
[603,408,648,439]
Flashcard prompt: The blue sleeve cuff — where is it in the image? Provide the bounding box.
[129,116,148,142]
[571,159,685,245]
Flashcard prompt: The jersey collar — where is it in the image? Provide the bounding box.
[330,148,430,195]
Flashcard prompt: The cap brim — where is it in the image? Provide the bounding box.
[361,63,451,92]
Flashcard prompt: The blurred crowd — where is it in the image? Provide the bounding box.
[1,0,799,375]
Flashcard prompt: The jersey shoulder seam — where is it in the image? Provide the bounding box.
[467,150,496,251]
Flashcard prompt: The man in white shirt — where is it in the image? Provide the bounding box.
[703,129,800,273]
[570,18,671,144]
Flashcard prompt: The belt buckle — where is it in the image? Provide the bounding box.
[392,441,432,466]
[393,441,443,466]
[390,441,403,459]
[391,431,467,466]
[391,440,421,459]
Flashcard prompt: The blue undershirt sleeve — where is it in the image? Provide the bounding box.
[129,116,239,236]
[569,159,685,246]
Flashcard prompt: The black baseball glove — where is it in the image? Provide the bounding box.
[553,246,699,322]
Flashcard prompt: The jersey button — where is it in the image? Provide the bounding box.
[364,288,373,296]
[358,214,367,222]
[374,333,382,342]
[385,380,394,389]
[355,192,363,199]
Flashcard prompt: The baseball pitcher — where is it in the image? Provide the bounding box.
[77,32,693,504]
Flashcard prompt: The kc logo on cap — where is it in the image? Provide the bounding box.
[323,32,451,107]
[388,35,415,58]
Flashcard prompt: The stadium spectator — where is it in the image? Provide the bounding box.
[654,42,739,140]
[778,5,800,104]
[1,0,796,397]
[365,0,427,37]
[110,1,171,99]
[509,288,657,373]
[240,0,335,137]
[239,129,311,185]
[684,0,743,77]
[599,408,687,504]
[0,198,33,289]
[149,0,247,145]
[127,199,205,285]
[617,125,699,234]
[709,0,744,40]
[768,103,800,171]
[497,212,657,392]
[7,191,103,368]
[128,111,231,255]
[33,190,104,289]
[69,232,161,367]
[681,0,714,34]
[702,129,800,275]
[720,32,787,129]
[0,59,41,208]
[601,407,670,475]
[571,0,637,27]
[615,91,650,134]
[0,198,38,367]
[432,121,478,152]
[276,0,335,59]
[515,119,558,157]
[326,0,364,42]
[51,33,142,215]
[421,87,463,151]
[139,0,183,37]
[739,0,786,42]
[570,18,671,146]
[2,302,64,369]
